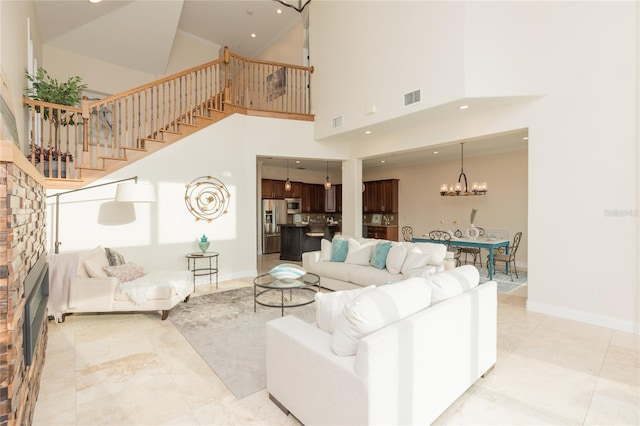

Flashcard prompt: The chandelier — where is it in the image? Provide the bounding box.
[440,142,487,196]
[324,161,331,190]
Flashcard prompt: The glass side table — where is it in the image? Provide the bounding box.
[186,252,219,292]
[253,271,320,316]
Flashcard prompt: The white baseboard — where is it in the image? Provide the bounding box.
[527,300,639,334]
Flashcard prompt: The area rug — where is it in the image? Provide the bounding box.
[169,286,316,399]
[476,265,527,293]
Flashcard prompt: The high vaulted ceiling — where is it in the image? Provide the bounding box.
[33,0,304,75]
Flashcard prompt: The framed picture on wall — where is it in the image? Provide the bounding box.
[266,67,286,102]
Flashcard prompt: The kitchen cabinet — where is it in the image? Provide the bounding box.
[335,184,342,213]
[366,225,398,241]
[284,181,303,198]
[362,179,398,213]
[262,179,285,199]
[302,183,325,213]
[325,186,336,212]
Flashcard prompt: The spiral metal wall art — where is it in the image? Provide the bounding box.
[184,176,231,222]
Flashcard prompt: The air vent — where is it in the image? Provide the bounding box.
[331,115,343,129]
[403,89,422,107]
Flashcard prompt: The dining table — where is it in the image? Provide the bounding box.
[412,236,510,280]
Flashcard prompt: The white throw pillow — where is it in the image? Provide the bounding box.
[400,248,430,275]
[320,238,333,261]
[426,265,480,303]
[385,244,407,274]
[315,286,376,334]
[345,238,375,265]
[330,277,432,356]
[76,246,105,278]
[84,252,110,279]
[413,242,447,266]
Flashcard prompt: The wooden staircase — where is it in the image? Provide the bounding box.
[24,48,314,190]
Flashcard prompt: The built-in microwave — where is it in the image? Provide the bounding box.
[285,198,302,214]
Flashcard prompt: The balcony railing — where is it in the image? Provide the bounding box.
[24,47,314,182]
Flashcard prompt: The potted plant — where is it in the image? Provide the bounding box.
[24,67,86,177]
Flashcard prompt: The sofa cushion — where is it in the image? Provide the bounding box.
[84,252,110,279]
[308,260,353,282]
[400,248,430,275]
[413,242,447,266]
[105,247,126,266]
[347,265,404,287]
[331,238,349,262]
[345,239,375,265]
[104,262,146,284]
[426,265,480,303]
[330,277,432,356]
[370,241,392,269]
[385,244,407,274]
[321,238,333,261]
[76,246,105,278]
[315,285,376,334]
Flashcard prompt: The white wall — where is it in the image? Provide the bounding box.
[48,115,316,282]
[257,18,305,66]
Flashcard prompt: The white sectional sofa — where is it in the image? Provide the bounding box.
[266,266,497,426]
[47,246,192,322]
[303,236,447,291]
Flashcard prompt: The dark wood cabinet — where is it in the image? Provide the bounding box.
[302,183,325,213]
[262,179,285,199]
[362,179,398,213]
[367,225,399,241]
[284,181,303,198]
[335,184,342,213]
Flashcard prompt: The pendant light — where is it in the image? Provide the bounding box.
[284,159,292,191]
[324,161,332,190]
[439,142,487,196]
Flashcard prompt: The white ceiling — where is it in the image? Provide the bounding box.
[33,0,527,173]
[34,0,304,75]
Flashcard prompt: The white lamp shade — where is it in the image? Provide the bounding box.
[115,182,156,202]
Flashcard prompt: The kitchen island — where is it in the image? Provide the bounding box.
[280,223,338,261]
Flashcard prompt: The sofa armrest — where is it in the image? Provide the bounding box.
[266,315,368,426]
[73,276,119,310]
[302,250,321,268]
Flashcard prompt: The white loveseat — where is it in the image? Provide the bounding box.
[47,246,192,322]
[266,266,497,426]
[303,236,447,291]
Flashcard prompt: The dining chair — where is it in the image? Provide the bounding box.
[401,226,414,242]
[487,231,523,281]
[459,227,485,267]
[428,230,460,266]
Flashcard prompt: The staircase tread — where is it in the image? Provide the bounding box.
[179,122,198,128]
[159,129,181,135]
[76,165,107,171]
[123,147,148,152]
[193,114,214,121]
[99,156,127,161]
[141,138,166,143]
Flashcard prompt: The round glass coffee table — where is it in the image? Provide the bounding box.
[253,272,320,316]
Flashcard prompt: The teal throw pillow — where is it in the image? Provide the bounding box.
[370,241,393,269]
[331,238,348,262]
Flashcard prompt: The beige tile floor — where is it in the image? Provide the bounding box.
[33,255,639,425]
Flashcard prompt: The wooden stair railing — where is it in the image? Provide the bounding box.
[24,47,314,188]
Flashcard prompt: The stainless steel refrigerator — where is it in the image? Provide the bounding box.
[262,199,287,254]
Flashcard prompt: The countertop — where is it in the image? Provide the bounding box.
[279,223,339,227]
[363,223,398,227]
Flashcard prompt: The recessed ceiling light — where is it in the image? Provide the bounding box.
[295,160,300,164]
[276,8,282,14]
[251,33,257,38]
[458,105,469,110]
[380,160,385,164]
[523,136,529,140]
[433,151,439,154]
[89,0,101,3]
[364,130,372,134]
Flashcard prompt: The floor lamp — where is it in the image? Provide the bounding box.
[47,176,156,254]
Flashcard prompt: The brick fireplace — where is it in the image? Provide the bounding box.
[0,141,48,425]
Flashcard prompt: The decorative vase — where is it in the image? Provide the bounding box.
[465,224,479,240]
[198,241,210,253]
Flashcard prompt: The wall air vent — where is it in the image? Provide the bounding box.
[331,115,343,129]
[403,89,422,107]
